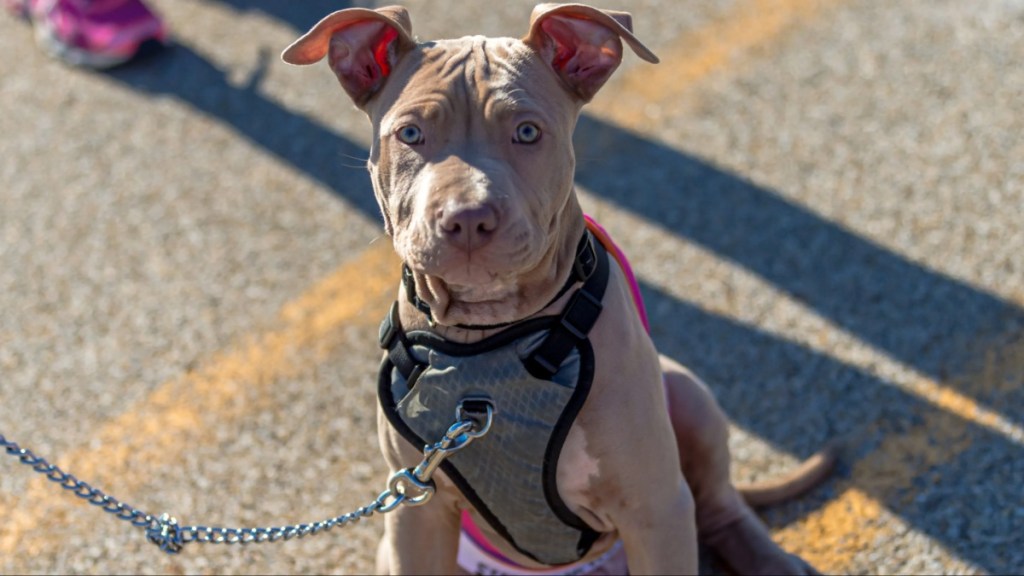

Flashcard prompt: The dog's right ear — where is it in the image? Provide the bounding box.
[281,6,415,107]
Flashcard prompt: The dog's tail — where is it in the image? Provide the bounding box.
[735,443,839,508]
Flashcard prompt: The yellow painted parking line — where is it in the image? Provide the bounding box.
[774,333,1024,569]
[908,372,1023,445]
[591,0,843,128]
[775,408,975,571]
[825,321,1020,446]
[0,242,399,557]
[766,329,1021,568]
[606,181,1020,567]
[773,487,891,573]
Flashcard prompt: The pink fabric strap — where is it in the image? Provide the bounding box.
[461,510,519,564]
[584,215,650,333]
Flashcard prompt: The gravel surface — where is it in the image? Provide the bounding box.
[1,0,1021,574]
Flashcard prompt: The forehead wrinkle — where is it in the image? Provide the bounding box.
[449,38,501,122]
[491,87,544,114]
[467,40,528,121]
[434,41,474,85]
[384,92,452,132]
[470,38,495,94]
[410,39,546,133]
[396,42,474,127]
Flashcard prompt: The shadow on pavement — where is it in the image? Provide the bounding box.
[640,282,1022,572]
[212,0,355,32]
[110,42,379,218]
[575,118,1023,574]
[574,116,1024,410]
[104,31,1021,573]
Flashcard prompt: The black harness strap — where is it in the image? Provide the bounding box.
[523,242,608,380]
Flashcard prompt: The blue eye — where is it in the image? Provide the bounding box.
[514,122,541,144]
[397,125,423,145]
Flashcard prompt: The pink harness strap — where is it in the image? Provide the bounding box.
[462,509,519,564]
[459,216,648,571]
[584,215,650,333]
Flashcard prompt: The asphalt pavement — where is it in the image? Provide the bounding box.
[1,0,1022,574]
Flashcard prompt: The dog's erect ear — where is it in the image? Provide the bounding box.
[524,3,658,101]
[282,6,415,106]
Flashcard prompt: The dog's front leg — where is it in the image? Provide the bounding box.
[377,499,461,575]
[614,469,699,575]
[584,279,700,574]
[376,409,462,575]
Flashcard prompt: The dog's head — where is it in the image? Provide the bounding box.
[283,4,656,326]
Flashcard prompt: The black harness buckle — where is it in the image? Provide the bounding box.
[572,233,598,283]
[559,288,603,340]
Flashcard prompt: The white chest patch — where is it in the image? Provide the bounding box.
[556,424,614,533]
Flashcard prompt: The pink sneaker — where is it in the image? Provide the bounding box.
[17,0,168,69]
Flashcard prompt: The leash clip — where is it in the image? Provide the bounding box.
[146,513,184,554]
[411,397,494,486]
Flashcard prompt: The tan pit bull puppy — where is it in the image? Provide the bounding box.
[283,5,834,575]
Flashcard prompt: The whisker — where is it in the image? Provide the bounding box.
[338,152,370,169]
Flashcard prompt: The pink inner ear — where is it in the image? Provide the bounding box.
[543,18,584,71]
[374,27,399,77]
[329,21,402,103]
[541,17,623,98]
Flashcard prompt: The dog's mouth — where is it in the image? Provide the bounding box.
[396,223,553,326]
[402,238,534,288]
[409,271,525,327]
[445,281,518,305]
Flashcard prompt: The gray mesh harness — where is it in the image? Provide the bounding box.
[378,232,609,565]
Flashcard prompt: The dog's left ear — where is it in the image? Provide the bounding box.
[524,3,658,101]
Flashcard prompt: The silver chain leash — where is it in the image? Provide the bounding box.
[0,398,494,554]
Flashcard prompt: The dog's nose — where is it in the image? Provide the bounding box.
[438,204,499,251]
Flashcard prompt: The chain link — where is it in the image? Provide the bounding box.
[0,397,493,555]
